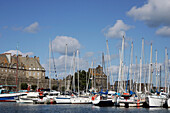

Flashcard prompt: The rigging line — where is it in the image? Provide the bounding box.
[51,41,57,77]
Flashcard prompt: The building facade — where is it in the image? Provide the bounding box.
[88,65,108,91]
[0,53,49,90]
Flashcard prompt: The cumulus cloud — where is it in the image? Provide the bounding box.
[4,50,34,57]
[116,40,129,49]
[23,22,39,33]
[103,20,133,38]
[52,36,81,55]
[127,0,170,37]
[156,26,170,37]
[84,52,94,58]
[104,54,119,63]
[2,26,8,29]
[127,0,170,27]
[12,26,23,31]
[44,55,88,79]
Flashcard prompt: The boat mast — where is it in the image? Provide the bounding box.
[77,49,80,96]
[118,48,122,93]
[106,40,109,90]
[130,42,133,91]
[121,36,125,93]
[139,57,142,93]
[73,51,76,92]
[165,48,167,93]
[160,65,162,92]
[155,50,158,90]
[167,52,169,94]
[91,60,94,90]
[135,56,138,93]
[49,41,51,90]
[148,43,153,92]
[65,44,68,94]
[16,43,19,91]
[106,40,112,90]
[102,53,105,90]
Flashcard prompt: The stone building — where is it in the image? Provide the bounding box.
[0,53,56,90]
[88,65,108,91]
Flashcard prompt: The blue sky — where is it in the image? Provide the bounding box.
[0,0,170,85]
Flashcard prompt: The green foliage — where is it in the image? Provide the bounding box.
[21,83,28,90]
[52,85,58,90]
[31,85,37,91]
[61,86,65,92]
[71,70,91,91]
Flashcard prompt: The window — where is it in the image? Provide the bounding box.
[33,72,35,76]
[33,68,35,70]
[29,72,31,76]
[5,69,7,72]
[29,68,31,70]
[37,72,39,79]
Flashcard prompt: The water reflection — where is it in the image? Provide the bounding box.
[0,103,169,113]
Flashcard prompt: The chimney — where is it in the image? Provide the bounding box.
[13,54,16,57]
[37,57,39,62]
[18,54,22,58]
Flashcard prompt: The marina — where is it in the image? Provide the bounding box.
[0,0,170,112]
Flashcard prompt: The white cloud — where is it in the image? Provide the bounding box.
[104,54,119,63]
[52,36,81,55]
[116,40,129,49]
[2,26,8,29]
[23,22,39,33]
[4,50,34,57]
[127,0,170,27]
[44,55,88,79]
[84,52,94,58]
[12,26,23,31]
[103,20,133,38]
[156,26,170,37]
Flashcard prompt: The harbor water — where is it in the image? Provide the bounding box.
[0,103,169,113]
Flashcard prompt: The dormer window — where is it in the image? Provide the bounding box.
[5,64,7,67]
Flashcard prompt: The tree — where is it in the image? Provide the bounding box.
[61,86,65,92]
[70,70,90,91]
[31,85,37,91]
[21,83,28,90]
[52,85,58,90]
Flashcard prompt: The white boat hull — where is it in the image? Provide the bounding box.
[55,95,71,104]
[71,97,91,104]
[168,98,170,108]
[92,96,114,106]
[147,96,166,107]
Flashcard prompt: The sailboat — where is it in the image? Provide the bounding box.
[54,44,71,104]
[144,46,167,107]
[71,49,92,104]
[92,52,114,107]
